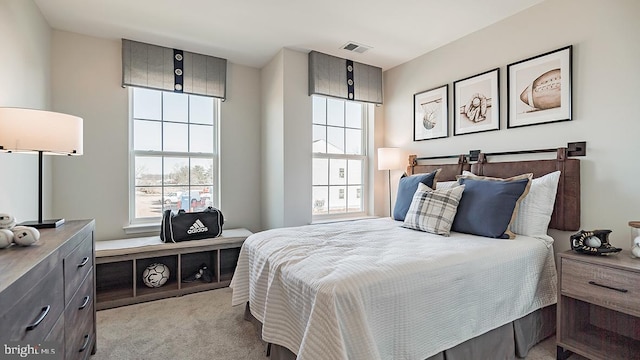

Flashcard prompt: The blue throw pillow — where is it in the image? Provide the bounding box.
[393,170,439,221]
[452,173,532,239]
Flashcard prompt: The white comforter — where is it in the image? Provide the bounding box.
[231,218,557,360]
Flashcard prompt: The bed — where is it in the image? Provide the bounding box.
[231,146,582,360]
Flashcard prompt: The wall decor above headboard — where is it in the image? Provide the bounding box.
[407,141,586,231]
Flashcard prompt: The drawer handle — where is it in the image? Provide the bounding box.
[26,305,51,331]
[78,257,89,268]
[79,295,91,310]
[78,334,90,353]
[588,281,628,293]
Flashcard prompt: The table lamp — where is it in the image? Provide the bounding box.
[0,107,83,228]
[377,147,404,217]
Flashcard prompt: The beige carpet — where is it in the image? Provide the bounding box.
[93,288,576,360]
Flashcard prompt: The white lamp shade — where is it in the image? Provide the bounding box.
[377,147,404,171]
[0,107,83,155]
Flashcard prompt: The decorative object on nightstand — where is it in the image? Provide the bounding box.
[0,107,83,228]
[569,229,622,255]
[630,221,640,259]
[377,147,405,217]
[557,250,640,360]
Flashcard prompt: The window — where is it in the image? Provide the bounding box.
[129,87,219,224]
[312,96,367,217]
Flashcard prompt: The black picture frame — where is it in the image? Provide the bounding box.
[453,68,500,136]
[507,45,572,128]
[413,84,449,141]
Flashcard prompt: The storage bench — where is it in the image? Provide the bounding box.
[95,228,252,310]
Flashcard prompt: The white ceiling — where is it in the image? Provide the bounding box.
[34,0,544,71]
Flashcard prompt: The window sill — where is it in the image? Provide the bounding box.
[311,215,378,225]
[123,222,160,235]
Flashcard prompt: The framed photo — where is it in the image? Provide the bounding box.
[507,45,572,128]
[453,68,500,136]
[413,84,448,141]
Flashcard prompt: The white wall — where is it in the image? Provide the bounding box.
[382,0,640,250]
[50,30,263,240]
[50,31,128,241]
[282,49,312,227]
[260,50,285,229]
[220,63,262,235]
[372,104,393,217]
[261,48,313,228]
[0,0,52,223]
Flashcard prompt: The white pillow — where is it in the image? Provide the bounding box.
[402,182,465,236]
[436,180,458,190]
[510,171,561,236]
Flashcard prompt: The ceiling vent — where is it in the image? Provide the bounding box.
[341,42,371,54]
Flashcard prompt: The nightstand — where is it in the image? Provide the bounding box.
[557,250,640,360]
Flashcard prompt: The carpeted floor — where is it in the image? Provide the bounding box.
[93,288,578,360]
[94,287,265,360]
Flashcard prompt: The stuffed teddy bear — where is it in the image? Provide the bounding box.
[11,226,40,246]
[0,213,40,248]
[0,213,16,249]
[0,213,16,230]
[0,229,13,249]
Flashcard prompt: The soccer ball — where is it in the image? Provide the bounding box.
[142,263,170,288]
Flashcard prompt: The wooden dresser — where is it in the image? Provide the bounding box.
[0,220,96,360]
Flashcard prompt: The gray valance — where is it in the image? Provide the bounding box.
[308,51,383,104]
[122,39,227,100]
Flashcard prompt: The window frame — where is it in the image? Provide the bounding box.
[126,87,220,231]
[312,96,369,221]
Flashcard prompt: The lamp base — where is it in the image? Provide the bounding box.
[19,218,65,229]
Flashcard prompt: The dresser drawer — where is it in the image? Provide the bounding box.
[65,267,94,360]
[65,269,94,336]
[45,313,65,359]
[64,233,93,305]
[65,300,94,360]
[561,258,640,317]
[0,264,64,342]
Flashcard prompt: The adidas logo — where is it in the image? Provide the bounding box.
[187,219,209,234]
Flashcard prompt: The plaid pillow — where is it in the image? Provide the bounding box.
[402,183,465,236]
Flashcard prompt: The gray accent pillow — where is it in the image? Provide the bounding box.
[403,183,465,236]
[393,170,439,221]
[452,173,532,239]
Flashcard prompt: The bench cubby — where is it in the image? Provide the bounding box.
[95,228,251,310]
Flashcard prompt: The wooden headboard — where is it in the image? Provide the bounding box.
[407,146,582,231]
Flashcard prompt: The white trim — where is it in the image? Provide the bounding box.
[123,222,160,235]
[312,212,370,223]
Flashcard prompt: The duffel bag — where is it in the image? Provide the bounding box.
[160,207,224,242]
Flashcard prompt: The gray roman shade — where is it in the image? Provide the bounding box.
[308,51,383,104]
[122,39,227,100]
